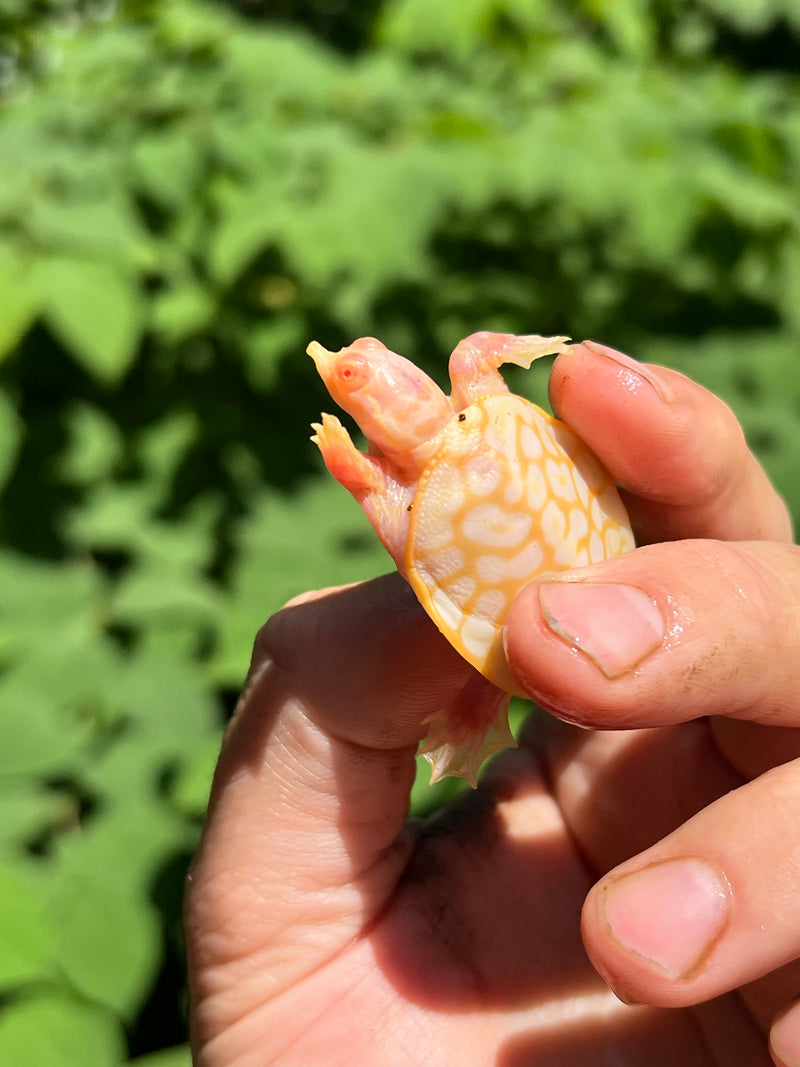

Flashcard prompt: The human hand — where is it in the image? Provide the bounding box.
[185,341,796,1066]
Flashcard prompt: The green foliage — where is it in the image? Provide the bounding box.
[1,0,800,1059]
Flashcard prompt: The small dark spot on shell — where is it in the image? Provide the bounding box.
[458,412,467,422]
[406,503,414,512]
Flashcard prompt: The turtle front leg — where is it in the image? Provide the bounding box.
[312,413,385,495]
[311,413,411,567]
[448,332,571,410]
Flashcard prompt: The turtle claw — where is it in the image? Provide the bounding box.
[311,413,383,494]
[420,676,515,788]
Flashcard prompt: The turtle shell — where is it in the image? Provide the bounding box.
[405,392,635,693]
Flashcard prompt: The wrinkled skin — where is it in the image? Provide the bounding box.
[186,341,800,1067]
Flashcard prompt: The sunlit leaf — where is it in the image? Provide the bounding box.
[0,993,124,1067]
[151,276,215,343]
[0,552,106,659]
[31,196,153,270]
[133,132,202,208]
[210,478,387,685]
[0,863,56,989]
[169,731,223,819]
[127,1046,192,1067]
[0,245,38,360]
[51,868,161,1017]
[58,404,123,485]
[37,257,143,384]
[0,785,73,855]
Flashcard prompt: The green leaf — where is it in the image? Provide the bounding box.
[0,388,23,493]
[380,0,497,58]
[0,992,124,1067]
[37,257,143,384]
[138,411,199,488]
[133,132,202,208]
[281,141,453,304]
[169,730,222,818]
[580,0,656,58]
[46,799,186,1022]
[119,641,220,750]
[58,403,123,485]
[54,792,189,899]
[0,644,118,777]
[209,177,284,285]
[127,1046,192,1067]
[0,552,123,775]
[0,553,103,668]
[112,555,219,624]
[699,0,800,32]
[151,276,215,343]
[778,236,800,333]
[0,785,73,855]
[0,862,56,989]
[51,868,161,1017]
[210,478,387,685]
[0,245,38,360]
[241,314,305,391]
[31,196,154,270]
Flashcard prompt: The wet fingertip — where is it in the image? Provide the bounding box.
[580,339,678,405]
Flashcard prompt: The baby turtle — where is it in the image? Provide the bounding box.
[309,332,634,784]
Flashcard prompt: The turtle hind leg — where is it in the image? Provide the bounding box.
[448,332,571,410]
[420,674,515,788]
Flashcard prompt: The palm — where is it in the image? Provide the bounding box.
[220,720,767,1066]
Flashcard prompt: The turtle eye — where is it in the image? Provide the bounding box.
[333,355,370,393]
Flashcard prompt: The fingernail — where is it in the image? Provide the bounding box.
[771,1002,800,1067]
[539,582,664,679]
[601,858,730,980]
[583,340,677,404]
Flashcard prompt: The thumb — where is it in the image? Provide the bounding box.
[503,538,800,731]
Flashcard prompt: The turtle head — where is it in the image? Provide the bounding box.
[308,337,452,467]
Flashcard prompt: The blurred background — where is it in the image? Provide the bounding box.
[0,0,799,1063]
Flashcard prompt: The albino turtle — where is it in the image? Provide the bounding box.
[308,331,634,784]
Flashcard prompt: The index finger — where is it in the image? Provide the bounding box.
[550,341,793,545]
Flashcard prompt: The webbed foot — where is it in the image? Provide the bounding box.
[420,673,515,787]
[449,332,570,409]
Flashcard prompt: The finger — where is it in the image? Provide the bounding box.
[550,341,793,544]
[580,755,800,1009]
[533,719,800,923]
[771,1000,800,1067]
[527,717,745,875]
[711,717,800,781]
[528,702,800,1041]
[186,574,485,1032]
[535,714,800,1038]
[504,538,800,730]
